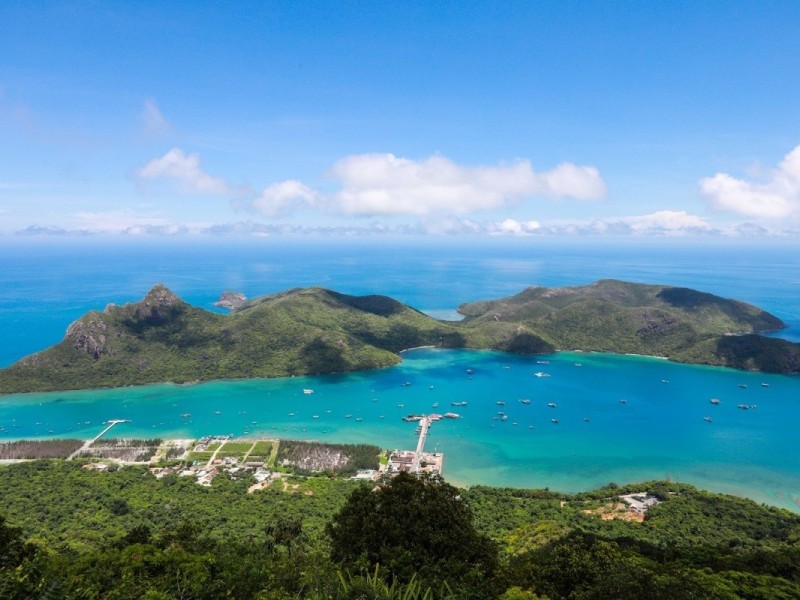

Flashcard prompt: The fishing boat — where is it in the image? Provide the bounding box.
[303,389,314,395]
[703,416,713,423]
[619,398,628,404]
[496,401,506,406]
[737,404,749,410]
[444,412,461,419]
[583,417,590,422]
[551,418,559,424]
[533,372,550,378]
[547,402,557,408]
[465,368,475,375]
[761,383,770,388]
[519,398,531,405]
[451,401,468,407]
[738,384,747,389]
[710,398,721,405]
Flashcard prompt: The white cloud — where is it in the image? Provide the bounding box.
[137,148,230,195]
[140,98,172,138]
[326,153,606,217]
[623,210,713,235]
[699,145,800,218]
[251,180,319,217]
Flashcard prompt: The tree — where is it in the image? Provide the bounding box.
[327,473,498,596]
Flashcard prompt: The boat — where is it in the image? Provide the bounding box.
[738,384,747,389]
[497,411,505,416]
[574,363,583,367]
[547,402,557,408]
[402,414,424,422]
[345,414,353,419]
[533,372,551,378]
[429,414,443,421]
[519,399,531,405]
[496,401,506,406]
[703,416,713,423]
[432,402,439,408]
[761,382,770,388]
[312,415,320,419]
[500,415,508,421]
[619,399,627,404]
[551,418,559,424]
[444,412,461,419]
[356,418,363,422]
[451,401,468,407]
[288,412,295,417]
[303,389,314,395]
[737,404,749,410]
[465,368,475,375]
[397,403,404,408]
[180,413,191,418]
[662,379,669,384]
[583,417,590,422]
[401,381,412,387]
[536,360,550,365]
[710,398,721,405]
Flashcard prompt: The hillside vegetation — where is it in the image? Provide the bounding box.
[1,461,799,598]
[1,279,797,393]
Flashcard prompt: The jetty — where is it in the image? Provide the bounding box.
[411,416,431,472]
[67,419,131,460]
[386,413,444,476]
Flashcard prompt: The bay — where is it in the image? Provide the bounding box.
[1,238,799,511]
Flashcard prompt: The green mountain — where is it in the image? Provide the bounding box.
[1,280,797,394]
[458,279,798,371]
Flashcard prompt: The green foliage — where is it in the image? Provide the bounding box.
[327,473,499,597]
[1,462,800,598]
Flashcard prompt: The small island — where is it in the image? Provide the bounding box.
[213,290,247,310]
[1,279,798,393]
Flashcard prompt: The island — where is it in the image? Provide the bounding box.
[1,279,798,393]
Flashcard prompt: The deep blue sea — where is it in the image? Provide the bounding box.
[1,237,799,510]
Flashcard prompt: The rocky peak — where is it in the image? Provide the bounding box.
[133,284,185,323]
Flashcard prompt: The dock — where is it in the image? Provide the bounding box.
[411,416,431,472]
[67,419,131,460]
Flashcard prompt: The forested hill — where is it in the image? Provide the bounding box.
[1,280,798,393]
[458,279,799,372]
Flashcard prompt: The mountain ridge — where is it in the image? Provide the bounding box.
[1,280,797,394]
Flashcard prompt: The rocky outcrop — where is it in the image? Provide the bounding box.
[66,313,112,359]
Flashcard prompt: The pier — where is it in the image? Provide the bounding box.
[411,416,431,472]
[67,419,131,460]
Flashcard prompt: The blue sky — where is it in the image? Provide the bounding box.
[2,1,800,238]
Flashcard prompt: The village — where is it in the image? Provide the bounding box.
[79,412,447,490]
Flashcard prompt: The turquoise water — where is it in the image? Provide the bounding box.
[2,348,798,511]
[1,238,800,510]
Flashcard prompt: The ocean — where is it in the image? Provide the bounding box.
[1,236,799,510]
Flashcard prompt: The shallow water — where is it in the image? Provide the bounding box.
[2,348,798,511]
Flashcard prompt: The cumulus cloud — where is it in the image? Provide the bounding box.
[699,145,800,218]
[251,180,319,217]
[325,153,606,217]
[137,148,231,195]
[140,98,172,138]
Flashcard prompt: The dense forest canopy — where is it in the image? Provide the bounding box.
[1,460,799,598]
